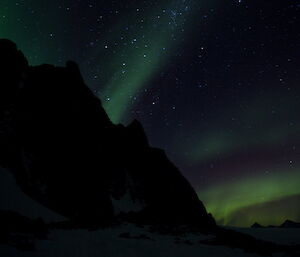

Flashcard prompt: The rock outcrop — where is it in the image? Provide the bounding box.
[0,39,215,228]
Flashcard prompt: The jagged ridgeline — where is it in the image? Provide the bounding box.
[0,39,215,228]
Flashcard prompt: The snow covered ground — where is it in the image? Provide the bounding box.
[230,227,300,245]
[1,223,299,257]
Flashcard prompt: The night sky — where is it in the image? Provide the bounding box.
[1,0,300,227]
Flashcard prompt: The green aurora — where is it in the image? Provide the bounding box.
[86,1,198,124]
[179,88,300,227]
[181,88,300,163]
[198,169,300,227]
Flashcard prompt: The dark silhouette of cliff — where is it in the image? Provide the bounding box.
[0,39,215,228]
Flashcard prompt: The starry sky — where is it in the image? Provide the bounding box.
[1,0,300,227]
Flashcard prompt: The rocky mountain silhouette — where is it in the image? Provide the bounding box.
[280,220,300,228]
[0,39,215,228]
[251,222,263,228]
[251,220,300,229]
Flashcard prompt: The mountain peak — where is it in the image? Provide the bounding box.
[280,220,300,228]
[0,39,215,228]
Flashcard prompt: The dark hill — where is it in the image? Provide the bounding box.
[280,220,300,228]
[251,222,264,228]
[0,39,215,228]
[251,220,300,229]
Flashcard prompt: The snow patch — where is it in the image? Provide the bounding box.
[111,190,145,215]
[111,172,145,216]
[0,167,64,222]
